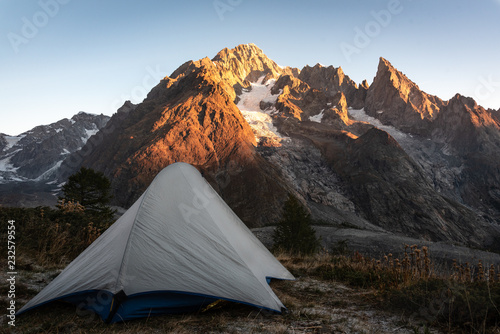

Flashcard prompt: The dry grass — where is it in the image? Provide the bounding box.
[277,248,500,333]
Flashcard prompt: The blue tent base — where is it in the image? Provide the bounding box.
[109,292,219,323]
[58,290,220,323]
[18,279,289,323]
[51,289,285,323]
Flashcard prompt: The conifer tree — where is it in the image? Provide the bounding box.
[273,194,320,255]
[59,167,115,226]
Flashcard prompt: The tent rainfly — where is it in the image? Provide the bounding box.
[17,162,294,323]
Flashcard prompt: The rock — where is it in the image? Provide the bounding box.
[321,127,497,249]
[211,43,285,101]
[117,100,137,114]
[321,92,350,126]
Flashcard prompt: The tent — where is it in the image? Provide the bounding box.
[18,162,294,323]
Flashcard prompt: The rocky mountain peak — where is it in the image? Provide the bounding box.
[449,93,478,109]
[70,111,109,128]
[373,57,425,102]
[363,58,500,223]
[489,107,500,124]
[297,63,366,109]
[212,43,284,85]
[364,57,444,135]
[442,94,500,131]
[117,100,137,114]
[216,43,264,60]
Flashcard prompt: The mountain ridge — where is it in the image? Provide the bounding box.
[2,43,500,252]
[0,112,110,183]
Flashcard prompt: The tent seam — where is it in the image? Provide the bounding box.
[113,176,158,292]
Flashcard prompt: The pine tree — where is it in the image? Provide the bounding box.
[273,194,320,255]
[59,167,115,227]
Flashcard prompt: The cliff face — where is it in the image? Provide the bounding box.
[212,43,287,94]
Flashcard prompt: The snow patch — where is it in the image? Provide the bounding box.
[0,148,22,172]
[83,126,99,141]
[348,108,409,141]
[3,135,25,151]
[0,156,16,172]
[35,160,63,181]
[309,110,325,123]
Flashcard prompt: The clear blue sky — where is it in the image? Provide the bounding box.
[1,0,499,135]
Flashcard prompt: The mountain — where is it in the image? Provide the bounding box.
[4,44,500,253]
[0,112,110,206]
[364,57,500,223]
[61,45,293,226]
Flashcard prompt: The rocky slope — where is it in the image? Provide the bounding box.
[298,64,368,109]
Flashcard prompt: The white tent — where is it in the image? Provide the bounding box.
[18,162,294,323]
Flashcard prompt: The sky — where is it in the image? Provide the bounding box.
[1,0,499,135]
